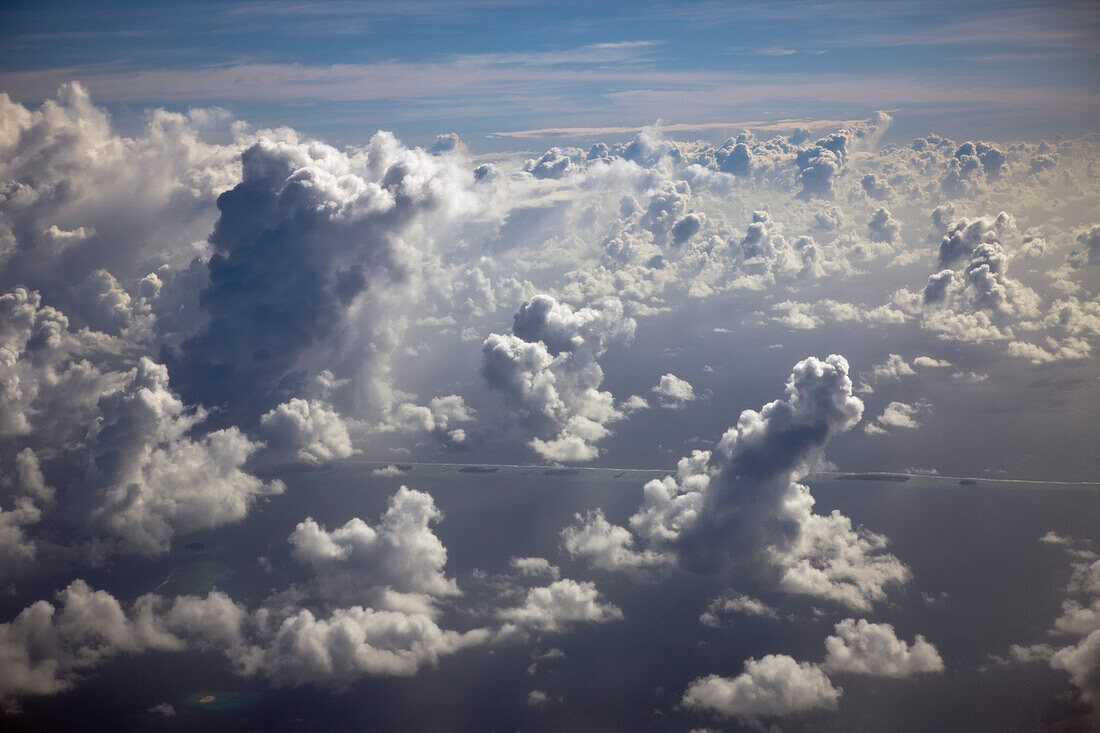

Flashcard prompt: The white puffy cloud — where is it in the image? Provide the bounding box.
[0,286,110,442]
[249,605,489,687]
[1051,630,1100,715]
[525,147,580,180]
[509,556,561,580]
[865,401,926,435]
[381,395,473,445]
[699,593,778,626]
[682,655,841,723]
[912,356,952,368]
[652,373,695,407]
[0,83,241,311]
[0,579,185,699]
[169,126,485,428]
[0,285,282,563]
[78,358,282,556]
[1052,599,1100,637]
[526,689,551,706]
[259,397,354,463]
[0,484,504,699]
[0,577,491,699]
[0,449,53,578]
[822,619,944,677]
[288,486,459,609]
[871,354,915,380]
[936,213,1015,269]
[2,83,1100,719]
[482,295,634,461]
[686,615,942,724]
[561,508,666,571]
[497,579,623,635]
[773,299,905,330]
[1069,225,1100,267]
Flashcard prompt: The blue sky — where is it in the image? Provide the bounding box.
[2,0,1097,147]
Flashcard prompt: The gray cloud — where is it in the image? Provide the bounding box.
[566,355,909,610]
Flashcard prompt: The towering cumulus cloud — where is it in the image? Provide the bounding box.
[171,132,481,427]
[565,355,909,610]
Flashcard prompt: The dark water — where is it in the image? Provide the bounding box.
[5,470,1098,732]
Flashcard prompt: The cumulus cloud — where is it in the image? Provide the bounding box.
[526,689,551,706]
[868,354,916,382]
[998,535,1100,723]
[0,580,223,700]
[249,605,489,687]
[379,394,474,446]
[865,401,926,435]
[169,128,483,427]
[2,82,1100,721]
[867,207,901,244]
[1051,631,1100,714]
[560,508,666,572]
[288,486,459,611]
[652,373,695,407]
[0,285,280,567]
[685,616,941,724]
[0,485,497,700]
[497,579,623,636]
[699,592,778,626]
[565,355,909,610]
[912,355,952,368]
[78,358,282,556]
[884,212,1093,360]
[0,83,241,310]
[1069,225,1100,267]
[822,619,944,677]
[682,655,841,723]
[509,556,561,580]
[482,295,634,461]
[259,397,354,463]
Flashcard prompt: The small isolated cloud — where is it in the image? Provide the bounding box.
[913,356,952,368]
[868,354,916,381]
[682,655,841,724]
[509,556,561,580]
[497,579,623,636]
[822,619,944,677]
[372,465,404,477]
[526,689,551,706]
[865,401,926,434]
[652,373,696,407]
[700,592,779,626]
[148,703,175,717]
